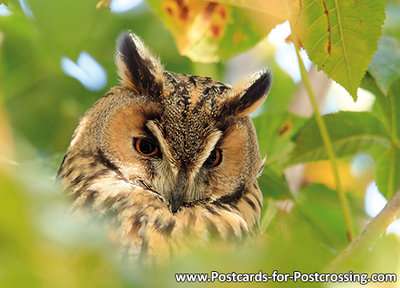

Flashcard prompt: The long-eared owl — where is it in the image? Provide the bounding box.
[57,32,272,262]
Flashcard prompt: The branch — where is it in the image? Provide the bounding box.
[328,188,400,269]
[293,44,354,241]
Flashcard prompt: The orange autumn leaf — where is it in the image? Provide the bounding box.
[148,0,281,62]
[159,0,229,61]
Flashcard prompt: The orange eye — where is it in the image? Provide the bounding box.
[204,149,222,167]
[134,138,159,157]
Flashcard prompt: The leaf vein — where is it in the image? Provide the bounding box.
[305,13,325,31]
[308,33,328,56]
[302,0,319,13]
[333,0,352,92]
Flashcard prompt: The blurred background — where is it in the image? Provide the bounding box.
[1,0,400,287]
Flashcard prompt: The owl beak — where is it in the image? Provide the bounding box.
[169,170,187,214]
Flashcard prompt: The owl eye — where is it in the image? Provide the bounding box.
[204,149,222,167]
[134,138,159,157]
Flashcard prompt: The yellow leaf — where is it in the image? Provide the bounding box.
[304,160,371,195]
[148,0,280,62]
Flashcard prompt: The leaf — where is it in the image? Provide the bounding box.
[376,147,400,199]
[362,37,400,138]
[304,160,366,192]
[368,36,400,95]
[294,184,349,249]
[296,0,386,100]
[361,38,400,199]
[211,0,289,20]
[253,112,307,168]
[361,72,391,130]
[259,166,292,200]
[374,80,400,199]
[389,80,400,144]
[146,0,278,62]
[365,39,400,143]
[289,112,391,165]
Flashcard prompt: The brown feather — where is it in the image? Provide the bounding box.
[57,31,271,263]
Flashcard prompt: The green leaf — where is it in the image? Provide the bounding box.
[296,0,386,100]
[146,0,278,62]
[374,80,400,199]
[253,112,307,168]
[361,38,400,199]
[365,38,400,145]
[361,72,391,131]
[362,37,400,131]
[294,184,349,249]
[389,80,400,145]
[376,147,400,199]
[259,166,292,200]
[368,36,400,95]
[289,112,391,165]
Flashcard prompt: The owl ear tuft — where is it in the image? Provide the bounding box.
[224,69,272,117]
[116,32,164,97]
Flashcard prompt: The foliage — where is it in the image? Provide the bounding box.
[296,0,386,100]
[1,0,400,287]
[289,112,391,166]
[148,0,386,100]
[361,36,400,199]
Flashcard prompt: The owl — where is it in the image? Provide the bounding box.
[57,32,272,262]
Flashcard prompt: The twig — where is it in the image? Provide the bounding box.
[328,189,400,269]
[293,44,354,241]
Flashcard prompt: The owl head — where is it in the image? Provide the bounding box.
[63,32,272,216]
